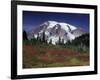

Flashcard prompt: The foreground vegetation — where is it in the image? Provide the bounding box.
[23,30,89,68]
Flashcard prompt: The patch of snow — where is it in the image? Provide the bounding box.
[67,24,77,31]
[34,34,38,38]
[45,31,50,36]
[55,26,58,30]
[67,32,75,40]
[64,40,67,44]
[59,23,69,32]
[47,36,59,45]
[47,21,58,29]
[39,30,43,34]
[59,22,77,32]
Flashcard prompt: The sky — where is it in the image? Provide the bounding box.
[23,11,89,32]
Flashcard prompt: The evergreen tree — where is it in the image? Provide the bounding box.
[58,37,61,45]
[71,33,89,47]
[37,33,40,40]
[42,31,46,42]
[67,40,71,45]
[23,30,28,40]
[49,39,52,44]
[32,34,35,39]
[62,39,64,45]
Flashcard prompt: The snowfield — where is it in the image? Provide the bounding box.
[28,21,85,45]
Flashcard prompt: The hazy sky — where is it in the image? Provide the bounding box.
[23,11,89,32]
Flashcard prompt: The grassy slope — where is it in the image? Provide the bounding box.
[23,42,89,68]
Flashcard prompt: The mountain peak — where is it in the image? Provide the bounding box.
[43,21,77,31]
[28,21,86,45]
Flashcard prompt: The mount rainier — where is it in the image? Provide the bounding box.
[28,21,86,45]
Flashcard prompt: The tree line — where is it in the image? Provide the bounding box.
[23,30,89,47]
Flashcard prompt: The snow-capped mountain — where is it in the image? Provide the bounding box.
[28,21,86,45]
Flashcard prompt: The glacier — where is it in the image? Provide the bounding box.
[28,21,85,45]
